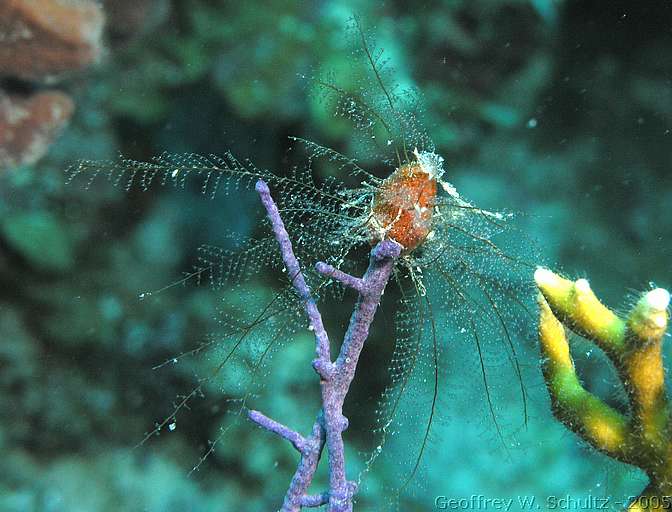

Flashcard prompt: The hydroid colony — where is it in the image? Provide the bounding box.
[68,20,534,507]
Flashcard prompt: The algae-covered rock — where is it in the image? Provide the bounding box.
[1,211,74,272]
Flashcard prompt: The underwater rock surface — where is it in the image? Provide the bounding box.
[0,0,104,169]
[0,0,104,80]
[0,91,74,169]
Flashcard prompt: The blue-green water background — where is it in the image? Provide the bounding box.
[1,1,671,511]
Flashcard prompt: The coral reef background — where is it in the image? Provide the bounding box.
[1,1,671,511]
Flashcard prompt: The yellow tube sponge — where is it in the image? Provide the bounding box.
[535,268,672,511]
[534,268,626,356]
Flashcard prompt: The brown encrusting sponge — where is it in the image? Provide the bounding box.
[0,91,75,168]
[0,0,104,169]
[0,0,104,81]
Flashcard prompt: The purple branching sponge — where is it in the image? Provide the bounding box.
[249,179,401,512]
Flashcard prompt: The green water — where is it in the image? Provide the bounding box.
[1,1,671,511]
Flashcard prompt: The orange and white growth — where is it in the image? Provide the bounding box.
[368,149,448,252]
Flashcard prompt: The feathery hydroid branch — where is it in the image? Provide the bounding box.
[248,179,401,512]
[535,268,672,511]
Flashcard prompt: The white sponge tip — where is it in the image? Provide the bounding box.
[534,267,558,287]
[646,288,670,312]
